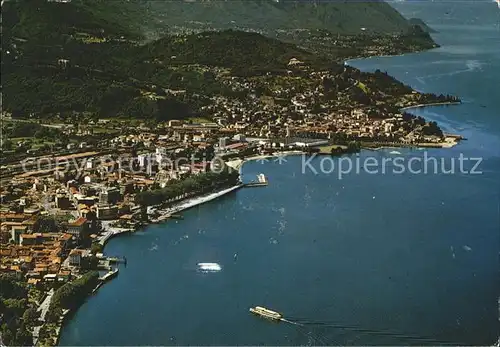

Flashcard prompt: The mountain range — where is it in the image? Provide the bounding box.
[3,0,433,41]
[139,0,420,37]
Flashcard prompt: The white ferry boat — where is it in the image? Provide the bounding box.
[249,306,282,321]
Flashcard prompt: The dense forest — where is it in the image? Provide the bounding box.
[0,274,35,346]
[135,168,240,207]
[46,271,100,322]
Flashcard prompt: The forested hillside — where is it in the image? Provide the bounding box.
[2,2,335,120]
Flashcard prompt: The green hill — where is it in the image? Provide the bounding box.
[140,30,331,74]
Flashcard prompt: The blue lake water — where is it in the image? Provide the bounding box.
[59,2,500,345]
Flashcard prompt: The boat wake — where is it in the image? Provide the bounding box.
[283,318,457,345]
[280,318,304,326]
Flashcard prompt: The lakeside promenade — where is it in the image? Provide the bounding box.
[32,289,54,345]
[98,222,135,246]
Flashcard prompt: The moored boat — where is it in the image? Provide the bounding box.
[257,174,267,183]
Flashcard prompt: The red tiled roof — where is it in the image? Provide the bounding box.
[21,233,38,239]
[0,213,27,221]
[225,142,247,150]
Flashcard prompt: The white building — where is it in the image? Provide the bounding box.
[219,137,228,149]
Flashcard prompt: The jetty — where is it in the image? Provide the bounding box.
[108,256,127,264]
[245,173,268,187]
[151,213,172,223]
[99,268,119,282]
[151,212,183,223]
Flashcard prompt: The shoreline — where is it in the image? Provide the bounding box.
[345,59,464,146]
[98,222,135,246]
[400,101,462,111]
[344,43,442,63]
[151,184,244,217]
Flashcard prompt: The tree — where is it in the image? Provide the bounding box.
[49,271,99,313]
[22,307,39,327]
[347,141,361,153]
[1,324,14,346]
[0,273,27,298]
[91,242,103,254]
[2,139,13,150]
[330,146,344,155]
[3,298,27,317]
[46,306,63,324]
[15,325,33,346]
[33,215,61,233]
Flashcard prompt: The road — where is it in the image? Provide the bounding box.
[38,289,54,321]
[32,289,55,343]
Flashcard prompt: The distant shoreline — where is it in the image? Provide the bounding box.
[400,101,462,111]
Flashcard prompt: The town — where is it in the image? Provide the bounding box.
[1,39,462,347]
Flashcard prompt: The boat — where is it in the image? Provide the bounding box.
[257,173,267,184]
[245,174,269,187]
[249,306,282,321]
